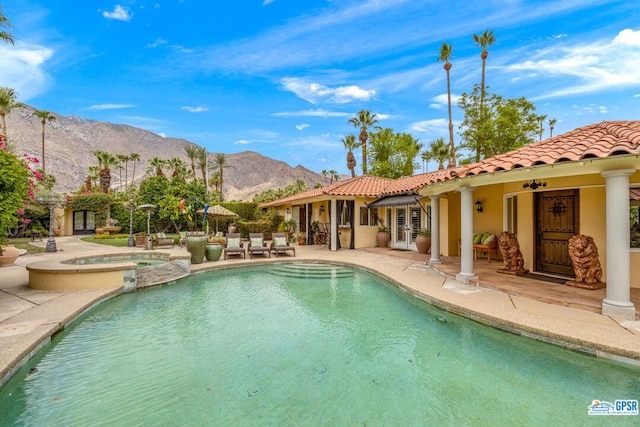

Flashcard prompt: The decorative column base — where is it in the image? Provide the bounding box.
[456,272,478,284]
[602,299,637,321]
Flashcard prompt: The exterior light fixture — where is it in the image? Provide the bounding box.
[523,179,547,190]
[319,204,325,214]
[475,199,483,213]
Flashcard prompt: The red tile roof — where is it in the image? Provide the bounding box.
[455,121,640,178]
[261,121,640,207]
[259,175,394,207]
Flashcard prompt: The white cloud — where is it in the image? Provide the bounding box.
[263,0,277,5]
[272,108,351,118]
[409,118,448,133]
[89,104,134,110]
[295,124,310,131]
[102,5,133,22]
[507,28,640,99]
[182,106,209,113]
[0,43,54,100]
[281,77,375,104]
[147,38,167,48]
[235,139,251,145]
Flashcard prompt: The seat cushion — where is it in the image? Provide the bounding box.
[274,237,287,247]
[250,237,263,247]
[482,233,495,245]
[227,237,240,248]
[473,233,483,244]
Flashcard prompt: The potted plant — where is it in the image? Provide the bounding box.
[377,223,390,248]
[205,235,223,262]
[296,232,307,245]
[54,211,65,236]
[415,228,431,254]
[279,219,297,242]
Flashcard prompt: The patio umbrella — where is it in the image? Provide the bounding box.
[197,204,237,232]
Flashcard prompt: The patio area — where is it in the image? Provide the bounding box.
[361,247,640,317]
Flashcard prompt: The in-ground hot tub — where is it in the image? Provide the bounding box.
[27,252,190,292]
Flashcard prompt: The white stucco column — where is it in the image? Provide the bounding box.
[457,187,478,283]
[601,169,636,320]
[429,195,442,265]
[329,198,338,251]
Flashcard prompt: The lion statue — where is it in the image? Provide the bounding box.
[497,231,526,274]
[568,234,603,284]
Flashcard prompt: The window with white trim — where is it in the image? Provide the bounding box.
[359,207,378,226]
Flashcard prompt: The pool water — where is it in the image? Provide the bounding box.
[1,264,638,425]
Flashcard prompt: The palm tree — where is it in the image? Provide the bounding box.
[88,166,99,190]
[0,87,23,136]
[549,118,557,138]
[349,110,378,175]
[33,109,56,178]
[341,134,358,177]
[129,152,140,186]
[328,170,339,184]
[93,150,117,193]
[437,43,456,167]
[472,29,496,162]
[0,5,15,45]
[116,154,128,191]
[423,138,450,170]
[537,115,547,141]
[183,145,198,179]
[147,156,167,177]
[195,146,207,185]
[321,169,329,185]
[209,153,233,202]
[167,157,187,178]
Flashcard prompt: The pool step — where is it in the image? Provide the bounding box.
[268,264,354,279]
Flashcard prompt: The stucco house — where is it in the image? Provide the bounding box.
[263,121,640,319]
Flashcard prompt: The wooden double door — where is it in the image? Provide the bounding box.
[535,190,579,276]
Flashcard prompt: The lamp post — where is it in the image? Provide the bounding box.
[37,193,64,253]
[124,199,135,247]
[137,204,156,250]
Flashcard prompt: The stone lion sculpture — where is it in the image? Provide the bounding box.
[497,231,527,274]
[568,234,603,284]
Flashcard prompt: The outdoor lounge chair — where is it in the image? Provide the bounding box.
[248,233,271,259]
[270,232,295,257]
[154,232,174,248]
[223,233,245,259]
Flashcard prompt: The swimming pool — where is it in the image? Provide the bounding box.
[1,264,638,425]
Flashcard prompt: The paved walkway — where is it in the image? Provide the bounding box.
[2,236,640,387]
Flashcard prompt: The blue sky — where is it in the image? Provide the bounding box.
[1,0,639,175]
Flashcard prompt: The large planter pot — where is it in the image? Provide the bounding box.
[205,243,222,262]
[415,235,431,254]
[376,232,390,248]
[186,234,207,264]
[0,245,20,267]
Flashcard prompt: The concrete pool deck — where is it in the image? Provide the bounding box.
[2,236,640,387]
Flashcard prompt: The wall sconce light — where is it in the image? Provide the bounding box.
[319,204,325,214]
[475,199,483,213]
[286,208,291,216]
[523,179,547,190]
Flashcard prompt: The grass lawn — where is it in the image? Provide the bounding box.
[81,234,179,247]
[6,238,46,255]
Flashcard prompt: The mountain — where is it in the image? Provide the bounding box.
[4,106,324,201]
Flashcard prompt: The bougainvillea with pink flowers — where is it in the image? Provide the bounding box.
[0,134,41,253]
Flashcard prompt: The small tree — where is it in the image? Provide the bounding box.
[458,85,540,161]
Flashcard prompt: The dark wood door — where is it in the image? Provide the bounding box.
[535,190,579,276]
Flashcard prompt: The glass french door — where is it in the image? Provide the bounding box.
[394,206,422,250]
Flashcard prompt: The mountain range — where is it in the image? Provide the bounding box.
[4,106,325,201]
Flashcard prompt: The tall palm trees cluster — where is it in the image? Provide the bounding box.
[141,146,231,202]
[425,29,557,170]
